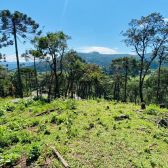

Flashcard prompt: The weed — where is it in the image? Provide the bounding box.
[21,134,32,144]
[26,144,40,165]
[29,119,39,127]
[9,133,19,144]
[145,108,157,115]
[44,129,50,135]
[97,98,101,103]
[0,153,19,167]
[66,99,77,109]
[144,148,150,154]
[150,159,157,168]
[0,108,5,117]
[37,124,46,132]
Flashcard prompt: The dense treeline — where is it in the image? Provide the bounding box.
[1,10,168,105]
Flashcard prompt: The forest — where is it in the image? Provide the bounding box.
[1,10,168,167]
[0,11,168,105]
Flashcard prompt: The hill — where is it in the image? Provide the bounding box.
[0,98,168,167]
[0,52,162,72]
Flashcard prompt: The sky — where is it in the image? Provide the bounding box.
[1,0,168,62]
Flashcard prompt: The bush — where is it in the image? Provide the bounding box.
[9,133,19,144]
[29,120,39,127]
[145,108,157,115]
[66,99,77,110]
[97,98,101,103]
[0,108,5,117]
[21,132,32,144]
[50,115,65,125]
[26,144,40,165]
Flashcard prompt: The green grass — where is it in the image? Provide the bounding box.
[0,98,168,167]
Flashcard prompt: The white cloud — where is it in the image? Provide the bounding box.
[164,18,168,22]
[6,55,34,62]
[76,46,122,54]
[138,23,148,27]
[128,52,137,55]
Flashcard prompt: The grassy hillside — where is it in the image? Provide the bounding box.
[0,98,168,167]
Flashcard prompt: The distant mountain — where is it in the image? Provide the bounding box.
[0,62,34,70]
[0,52,163,73]
[77,52,152,66]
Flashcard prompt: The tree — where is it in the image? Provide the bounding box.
[21,49,42,97]
[111,56,137,100]
[63,50,85,98]
[156,46,168,103]
[122,13,168,102]
[33,31,71,98]
[0,10,41,98]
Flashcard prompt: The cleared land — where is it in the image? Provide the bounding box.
[0,98,168,167]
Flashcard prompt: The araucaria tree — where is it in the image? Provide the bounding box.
[122,13,168,102]
[0,10,41,98]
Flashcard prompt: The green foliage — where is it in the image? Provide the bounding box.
[50,114,65,125]
[66,99,77,109]
[20,133,32,144]
[29,119,39,127]
[0,97,168,167]
[0,108,6,117]
[0,153,19,167]
[26,144,40,164]
[145,108,157,115]
[97,98,101,103]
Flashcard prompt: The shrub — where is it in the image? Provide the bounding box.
[50,115,65,125]
[44,129,50,135]
[29,120,39,127]
[0,153,19,167]
[97,98,100,103]
[20,132,32,144]
[37,124,46,132]
[26,144,40,165]
[0,108,5,117]
[145,108,157,115]
[9,133,19,144]
[66,99,77,110]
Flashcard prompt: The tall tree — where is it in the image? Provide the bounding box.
[0,10,41,98]
[33,31,71,98]
[156,46,168,103]
[111,56,137,100]
[21,49,42,97]
[122,13,168,102]
[63,50,85,98]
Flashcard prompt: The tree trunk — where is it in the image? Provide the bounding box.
[29,73,31,95]
[70,80,74,98]
[55,74,60,98]
[26,74,28,96]
[65,79,70,97]
[13,21,23,98]
[125,66,128,100]
[157,60,161,103]
[48,72,53,103]
[34,57,38,97]
[139,57,144,102]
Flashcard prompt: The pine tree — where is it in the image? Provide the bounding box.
[0,10,41,98]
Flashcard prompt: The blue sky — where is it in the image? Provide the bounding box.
[1,0,168,62]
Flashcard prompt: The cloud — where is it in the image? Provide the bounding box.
[5,55,34,62]
[76,46,122,54]
[164,18,168,22]
[60,0,68,28]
